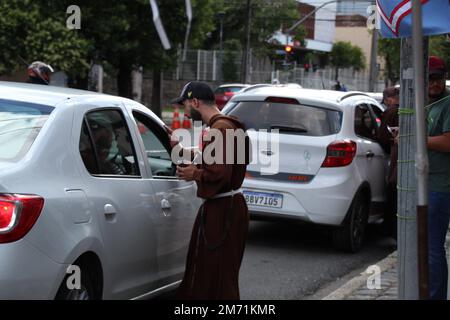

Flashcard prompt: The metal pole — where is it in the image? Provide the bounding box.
[368,27,379,92]
[197,50,200,81]
[241,0,251,84]
[97,65,103,93]
[398,37,419,300]
[218,13,225,82]
[412,0,429,300]
[212,50,217,82]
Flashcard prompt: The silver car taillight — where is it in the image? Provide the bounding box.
[0,194,44,243]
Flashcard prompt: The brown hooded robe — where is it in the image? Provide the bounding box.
[176,114,251,300]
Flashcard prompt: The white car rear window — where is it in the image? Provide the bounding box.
[0,99,54,162]
[228,101,342,136]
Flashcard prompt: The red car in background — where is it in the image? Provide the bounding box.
[214,83,249,110]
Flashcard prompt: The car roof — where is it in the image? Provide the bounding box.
[230,86,375,110]
[217,83,249,88]
[0,81,120,107]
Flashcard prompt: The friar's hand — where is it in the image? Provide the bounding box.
[164,125,180,148]
[176,164,196,181]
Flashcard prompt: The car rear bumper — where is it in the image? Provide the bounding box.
[0,239,68,299]
[243,167,360,226]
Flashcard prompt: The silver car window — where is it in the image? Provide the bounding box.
[0,99,54,162]
[80,109,140,177]
[132,111,175,178]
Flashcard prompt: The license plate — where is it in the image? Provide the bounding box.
[243,191,283,208]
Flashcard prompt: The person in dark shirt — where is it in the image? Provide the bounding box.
[377,86,400,239]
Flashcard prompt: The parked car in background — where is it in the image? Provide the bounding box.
[214,83,249,110]
[0,82,200,299]
[222,87,388,252]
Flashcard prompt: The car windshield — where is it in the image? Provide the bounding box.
[0,99,54,162]
[228,101,342,136]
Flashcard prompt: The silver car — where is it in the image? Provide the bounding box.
[0,82,199,299]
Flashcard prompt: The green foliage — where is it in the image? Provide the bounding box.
[330,41,366,71]
[429,35,450,74]
[0,0,90,77]
[378,37,401,85]
[221,39,241,83]
[1,0,216,91]
[208,0,299,57]
[292,26,307,44]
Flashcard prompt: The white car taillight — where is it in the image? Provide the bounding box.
[0,194,44,243]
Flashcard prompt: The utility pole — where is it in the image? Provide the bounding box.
[241,0,251,84]
[368,19,379,92]
[397,29,429,301]
[411,0,429,300]
[218,12,225,82]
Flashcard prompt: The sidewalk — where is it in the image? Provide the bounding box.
[323,231,450,300]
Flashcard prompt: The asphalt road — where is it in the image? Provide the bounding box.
[239,219,395,300]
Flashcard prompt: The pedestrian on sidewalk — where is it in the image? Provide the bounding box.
[425,56,450,300]
[377,86,400,240]
[168,81,251,300]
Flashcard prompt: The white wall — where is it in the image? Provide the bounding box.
[313,1,337,43]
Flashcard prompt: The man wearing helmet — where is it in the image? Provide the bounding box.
[27,61,54,85]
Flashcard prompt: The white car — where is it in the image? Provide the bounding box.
[222,87,388,252]
[0,82,200,299]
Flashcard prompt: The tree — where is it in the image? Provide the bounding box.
[0,0,90,79]
[34,0,216,116]
[378,38,401,86]
[222,39,241,83]
[205,0,299,57]
[429,35,450,73]
[330,41,366,80]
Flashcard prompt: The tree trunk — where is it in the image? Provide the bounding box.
[151,69,162,119]
[68,75,88,90]
[335,66,339,81]
[117,59,133,99]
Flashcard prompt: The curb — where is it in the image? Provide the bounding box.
[322,251,397,300]
[323,231,450,300]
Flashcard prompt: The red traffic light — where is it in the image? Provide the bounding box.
[284,45,293,53]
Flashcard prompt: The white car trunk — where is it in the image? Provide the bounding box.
[247,130,338,180]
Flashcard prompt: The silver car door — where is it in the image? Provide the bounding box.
[128,108,199,285]
[73,102,159,299]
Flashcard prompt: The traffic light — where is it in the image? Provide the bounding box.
[284,45,293,54]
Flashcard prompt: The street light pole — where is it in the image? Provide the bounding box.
[241,0,252,84]
[368,0,379,92]
[218,12,225,82]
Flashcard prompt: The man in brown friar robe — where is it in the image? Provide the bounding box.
[169,81,251,300]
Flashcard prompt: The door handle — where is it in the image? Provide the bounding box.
[104,204,117,217]
[366,151,375,158]
[161,199,172,210]
[161,199,171,217]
